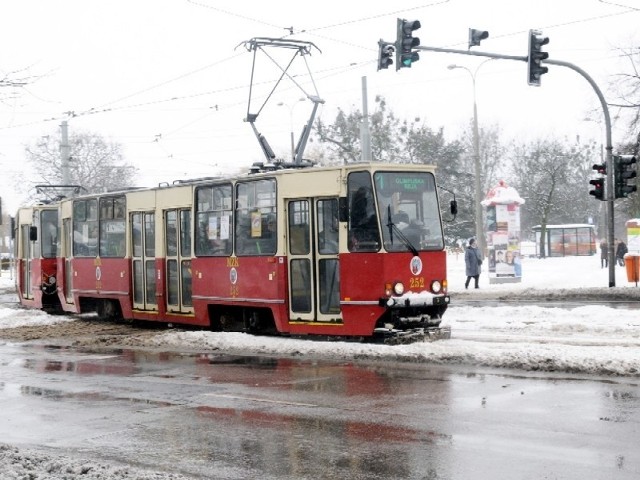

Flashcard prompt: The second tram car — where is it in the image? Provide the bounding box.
[15,204,61,313]
[14,163,452,341]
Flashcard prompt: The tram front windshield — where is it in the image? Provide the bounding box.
[374,171,444,252]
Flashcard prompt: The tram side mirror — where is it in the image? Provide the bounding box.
[338,197,348,223]
[29,226,38,242]
[450,199,458,216]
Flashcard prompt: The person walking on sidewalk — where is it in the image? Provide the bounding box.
[600,239,608,268]
[464,238,483,289]
[616,238,628,266]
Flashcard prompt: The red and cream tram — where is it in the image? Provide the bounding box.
[15,163,452,340]
[15,204,61,312]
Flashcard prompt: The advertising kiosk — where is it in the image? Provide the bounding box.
[481,180,525,284]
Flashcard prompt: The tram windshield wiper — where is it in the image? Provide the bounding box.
[386,206,419,257]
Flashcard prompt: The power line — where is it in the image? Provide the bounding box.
[2,1,640,137]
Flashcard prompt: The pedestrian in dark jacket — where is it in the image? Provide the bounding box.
[616,239,628,266]
[600,240,608,268]
[464,238,482,289]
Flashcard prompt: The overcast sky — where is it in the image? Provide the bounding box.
[1,0,640,210]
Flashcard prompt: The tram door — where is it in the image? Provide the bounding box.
[20,225,34,299]
[131,212,157,311]
[287,198,341,321]
[63,219,73,303]
[164,209,193,314]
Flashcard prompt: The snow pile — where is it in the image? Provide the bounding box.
[1,253,640,377]
[0,443,190,480]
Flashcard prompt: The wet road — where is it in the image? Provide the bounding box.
[0,342,639,479]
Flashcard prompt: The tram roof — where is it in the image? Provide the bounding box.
[28,162,438,206]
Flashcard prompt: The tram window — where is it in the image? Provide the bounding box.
[99,196,126,257]
[32,214,41,258]
[73,199,98,257]
[145,259,156,301]
[290,259,311,312]
[195,184,232,256]
[374,171,444,252]
[40,209,58,259]
[181,259,192,306]
[317,199,338,255]
[180,210,191,257]
[288,200,309,255]
[166,210,178,257]
[319,258,340,314]
[235,179,276,256]
[145,214,155,257]
[133,260,143,304]
[347,172,380,252]
[167,259,178,305]
[132,213,144,258]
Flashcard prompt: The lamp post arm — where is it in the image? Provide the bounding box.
[545,58,614,287]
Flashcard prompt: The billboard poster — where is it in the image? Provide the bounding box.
[488,205,521,278]
[482,182,524,283]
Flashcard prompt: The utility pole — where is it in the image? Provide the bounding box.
[360,77,372,162]
[60,120,71,185]
[448,59,493,255]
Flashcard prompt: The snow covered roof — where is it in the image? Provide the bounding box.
[481,179,525,206]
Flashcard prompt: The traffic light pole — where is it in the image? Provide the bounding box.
[544,59,615,287]
[415,46,617,287]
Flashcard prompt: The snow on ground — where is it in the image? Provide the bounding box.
[0,257,639,479]
[0,443,191,480]
[1,254,639,378]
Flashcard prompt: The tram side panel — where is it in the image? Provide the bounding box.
[191,255,287,331]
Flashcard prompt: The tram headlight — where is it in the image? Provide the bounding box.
[431,280,442,293]
[393,282,405,296]
[47,275,56,285]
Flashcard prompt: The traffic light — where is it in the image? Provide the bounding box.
[614,154,638,198]
[377,40,394,71]
[468,28,489,49]
[590,163,606,201]
[527,29,549,86]
[592,163,606,176]
[589,178,605,201]
[395,18,421,71]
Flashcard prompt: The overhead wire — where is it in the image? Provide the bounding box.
[3,1,640,143]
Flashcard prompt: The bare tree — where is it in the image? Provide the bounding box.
[609,47,640,147]
[25,129,138,196]
[511,138,590,257]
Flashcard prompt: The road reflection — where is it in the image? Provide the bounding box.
[1,343,638,479]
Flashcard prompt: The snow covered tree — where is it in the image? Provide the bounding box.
[510,137,597,257]
[313,96,473,244]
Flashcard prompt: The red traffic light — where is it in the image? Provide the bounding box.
[592,163,606,175]
[589,178,605,201]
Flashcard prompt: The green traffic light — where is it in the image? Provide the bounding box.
[400,52,419,68]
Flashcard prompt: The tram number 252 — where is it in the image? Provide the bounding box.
[409,277,425,288]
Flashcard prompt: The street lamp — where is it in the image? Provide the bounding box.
[447,59,493,255]
[277,97,306,161]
